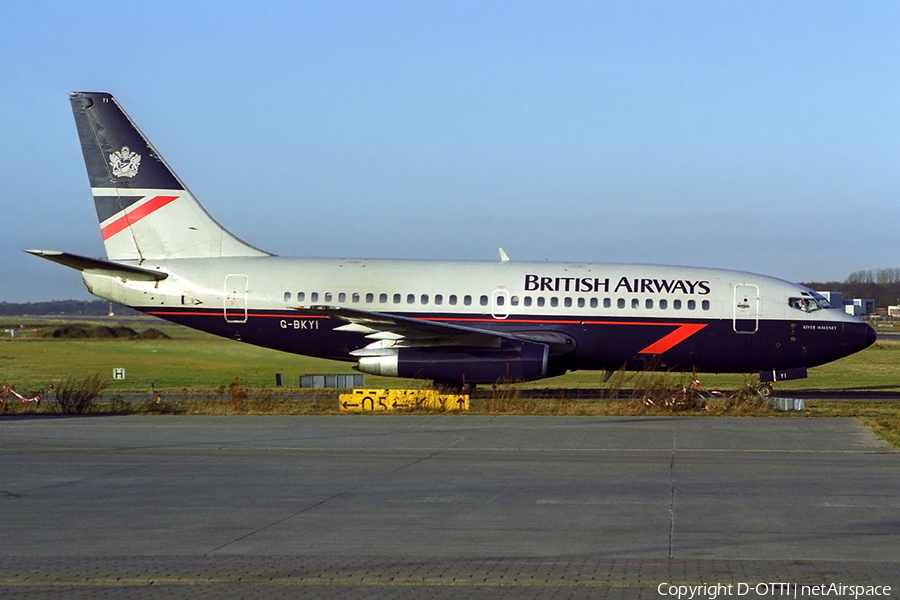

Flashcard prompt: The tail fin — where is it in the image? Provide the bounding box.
[70,92,268,261]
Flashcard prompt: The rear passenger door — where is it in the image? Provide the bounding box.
[224,274,248,323]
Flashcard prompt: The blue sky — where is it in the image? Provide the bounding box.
[2,1,898,302]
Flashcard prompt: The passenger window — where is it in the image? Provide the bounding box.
[407,294,415,304]
[590,298,598,308]
[449,295,458,305]
[524,296,532,307]
[378,293,387,303]
[421,294,429,304]
[496,295,505,306]
[365,293,373,303]
[352,293,360,303]
[311,292,319,302]
[617,299,625,309]
[660,299,667,310]
[324,292,332,302]
[645,299,653,309]
[393,293,401,304]
[631,298,639,309]
[688,300,696,310]
[537,297,546,307]
[464,295,472,306]
[550,297,559,307]
[604,298,611,308]
[284,292,291,302]
[480,295,488,306]
[673,299,682,310]
[511,296,519,306]
[435,294,443,305]
[577,298,584,308]
[702,300,710,310]
[339,292,346,302]
[564,298,573,308]
[298,292,305,302]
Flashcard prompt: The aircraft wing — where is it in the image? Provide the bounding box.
[297,305,515,349]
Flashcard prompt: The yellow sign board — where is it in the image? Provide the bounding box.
[339,389,469,412]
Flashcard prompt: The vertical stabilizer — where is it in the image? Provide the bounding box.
[70,92,268,261]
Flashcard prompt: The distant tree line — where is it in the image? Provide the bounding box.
[803,268,900,309]
[0,300,141,317]
[844,268,900,285]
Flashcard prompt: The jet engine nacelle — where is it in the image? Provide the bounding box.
[357,342,549,384]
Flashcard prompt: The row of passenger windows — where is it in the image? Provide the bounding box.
[288,291,486,306]
[284,291,711,311]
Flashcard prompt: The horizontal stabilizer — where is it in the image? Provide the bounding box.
[25,250,168,281]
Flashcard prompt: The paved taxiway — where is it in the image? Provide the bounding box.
[1,415,898,599]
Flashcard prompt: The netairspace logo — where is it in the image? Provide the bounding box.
[657,582,892,599]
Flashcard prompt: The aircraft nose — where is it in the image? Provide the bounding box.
[866,323,877,348]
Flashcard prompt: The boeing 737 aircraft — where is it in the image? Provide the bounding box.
[28,92,876,393]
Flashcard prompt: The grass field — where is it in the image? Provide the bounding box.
[4,317,900,393]
[2,316,899,447]
[0,317,425,393]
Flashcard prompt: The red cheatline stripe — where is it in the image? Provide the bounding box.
[145,310,705,354]
[146,311,328,318]
[101,195,179,240]
[436,317,698,327]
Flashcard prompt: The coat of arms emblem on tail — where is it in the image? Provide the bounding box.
[109,146,141,178]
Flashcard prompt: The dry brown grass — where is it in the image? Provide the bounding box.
[473,387,599,415]
[137,385,341,416]
[3,375,899,450]
[858,414,900,448]
[51,373,110,414]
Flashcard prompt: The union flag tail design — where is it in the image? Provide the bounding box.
[70,92,268,261]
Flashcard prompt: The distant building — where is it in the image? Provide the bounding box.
[842,299,875,317]
[845,304,864,316]
[851,298,875,316]
[816,291,874,316]
[817,291,843,308]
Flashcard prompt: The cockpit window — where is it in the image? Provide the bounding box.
[788,294,830,313]
[809,292,833,309]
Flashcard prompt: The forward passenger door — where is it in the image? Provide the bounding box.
[733,284,759,334]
